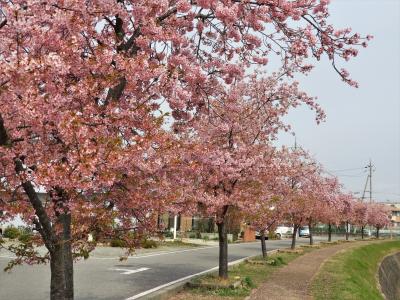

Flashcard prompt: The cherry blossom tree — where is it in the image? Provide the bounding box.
[367,203,391,238]
[248,198,282,258]
[338,194,356,241]
[275,147,323,249]
[319,193,346,242]
[0,0,369,297]
[177,73,324,277]
[305,176,342,245]
[352,200,370,239]
[244,155,285,259]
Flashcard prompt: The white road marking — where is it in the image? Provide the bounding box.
[125,266,220,300]
[110,267,149,275]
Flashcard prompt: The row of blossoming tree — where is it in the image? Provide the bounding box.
[245,148,392,256]
[0,0,389,299]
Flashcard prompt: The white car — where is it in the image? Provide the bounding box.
[274,226,293,239]
[255,225,293,239]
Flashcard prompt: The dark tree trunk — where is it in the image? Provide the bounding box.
[376,227,380,238]
[2,115,74,299]
[328,223,332,242]
[260,230,267,259]
[48,213,75,300]
[308,220,313,245]
[291,224,298,250]
[361,226,364,239]
[62,214,74,300]
[217,221,228,279]
[50,244,66,300]
[345,221,349,241]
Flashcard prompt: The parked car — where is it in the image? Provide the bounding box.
[255,225,294,239]
[274,226,293,239]
[298,226,310,237]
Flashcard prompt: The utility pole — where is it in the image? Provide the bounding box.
[362,160,374,203]
[369,159,372,203]
[361,174,368,202]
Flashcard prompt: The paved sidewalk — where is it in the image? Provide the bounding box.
[247,241,363,300]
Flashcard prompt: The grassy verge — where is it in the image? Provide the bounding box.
[158,240,201,248]
[311,239,400,300]
[173,249,313,299]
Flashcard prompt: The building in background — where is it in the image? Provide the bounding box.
[157,212,256,242]
[382,202,400,228]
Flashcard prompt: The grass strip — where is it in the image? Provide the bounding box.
[312,239,400,300]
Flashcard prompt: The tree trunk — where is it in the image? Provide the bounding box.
[328,223,332,242]
[62,213,74,300]
[345,221,349,241]
[50,244,66,300]
[361,226,364,239]
[217,221,228,279]
[291,224,298,250]
[260,230,267,259]
[376,227,380,238]
[5,123,74,299]
[308,220,313,245]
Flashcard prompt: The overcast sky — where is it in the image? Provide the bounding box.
[278,0,400,203]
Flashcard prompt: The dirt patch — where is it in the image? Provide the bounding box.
[247,242,363,300]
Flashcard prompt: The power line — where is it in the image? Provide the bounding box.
[328,167,365,173]
[335,173,366,178]
[373,192,400,196]
[324,170,366,178]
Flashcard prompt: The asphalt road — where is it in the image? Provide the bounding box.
[0,236,338,300]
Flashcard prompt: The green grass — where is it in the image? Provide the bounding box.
[157,240,201,248]
[186,250,310,298]
[312,239,400,300]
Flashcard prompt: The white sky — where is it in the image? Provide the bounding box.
[278,0,400,203]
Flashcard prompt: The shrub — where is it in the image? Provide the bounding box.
[3,226,20,239]
[266,256,285,266]
[268,231,277,240]
[18,233,33,243]
[188,231,202,239]
[243,276,255,288]
[232,232,239,241]
[142,239,157,249]
[275,256,286,265]
[164,231,173,238]
[110,239,126,247]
